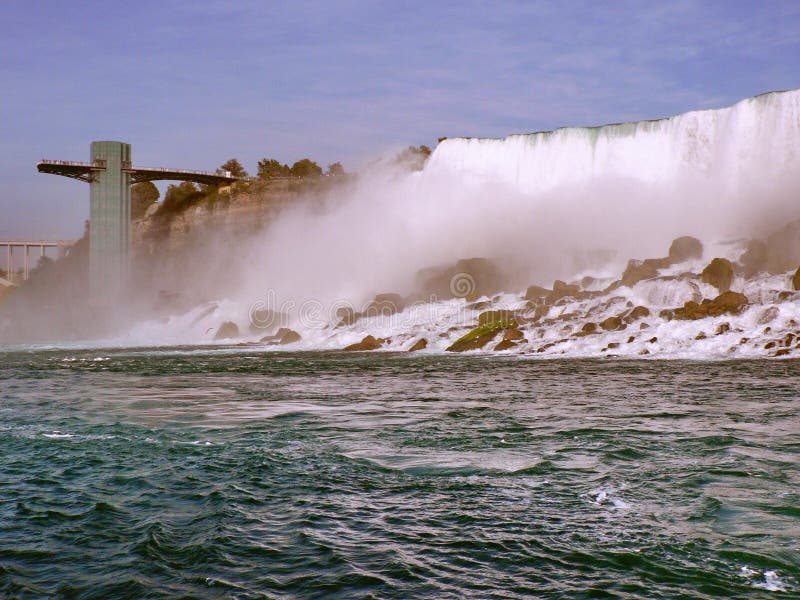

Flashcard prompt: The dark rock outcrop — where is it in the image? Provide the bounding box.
[793,266,800,291]
[701,258,734,292]
[599,316,624,331]
[408,338,427,352]
[344,335,385,351]
[546,280,581,304]
[668,236,703,263]
[739,240,768,278]
[416,257,510,301]
[524,285,550,302]
[672,291,748,320]
[260,327,301,345]
[214,321,239,340]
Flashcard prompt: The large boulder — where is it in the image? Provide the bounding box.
[673,291,747,320]
[739,240,768,278]
[365,293,405,316]
[478,310,518,327]
[524,285,550,302]
[620,258,667,287]
[701,258,734,292]
[261,327,301,345]
[668,236,703,263]
[793,266,800,291]
[546,280,581,304]
[447,323,504,352]
[213,321,240,340]
[408,338,427,352]
[344,335,385,351]
[416,257,510,301]
[764,218,800,274]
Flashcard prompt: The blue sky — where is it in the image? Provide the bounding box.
[1,0,799,239]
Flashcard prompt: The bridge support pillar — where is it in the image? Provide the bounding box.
[89,141,131,303]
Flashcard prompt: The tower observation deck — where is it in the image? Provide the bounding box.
[38,141,239,303]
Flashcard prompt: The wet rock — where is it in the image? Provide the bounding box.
[620,259,660,287]
[673,292,747,320]
[408,338,427,352]
[336,307,361,327]
[478,310,518,327]
[775,348,791,357]
[600,316,624,331]
[447,323,504,352]
[502,327,524,341]
[575,322,598,337]
[493,339,518,351]
[365,293,405,316]
[701,258,734,292]
[639,349,650,355]
[668,236,703,263]
[793,266,800,291]
[344,335,385,351]
[531,305,550,321]
[465,300,492,311]
[546,280,581,304]
[659,309,674,321]
[606,342,620,350]
[695,331,707,340]
[713,291,748,312]
[213,321,239,340]
[765,340,777,349]
[261,327,301,345]
[623,306,650,323]
[714,322,731,335]
[639,322,650,330]
[739,240,767,278]
[416,257,510,301]
[627,336,635,343]
[648,337,658,343]
[524,285,550,302]
[757,306,779,325]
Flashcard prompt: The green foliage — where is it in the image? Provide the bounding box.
[290,158,323,178]
[220,158,248,178]
[131,181,160,220]
[257,158,291,179]
[158,181,206,216]
[326,162,345,176]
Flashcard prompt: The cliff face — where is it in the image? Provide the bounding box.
[133,179,304,254]
[129,177,341,310]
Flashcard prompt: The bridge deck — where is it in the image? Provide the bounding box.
[38,160,239,186]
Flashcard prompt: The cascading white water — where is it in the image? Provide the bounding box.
[83,89,800,356]
[426,90,800,195]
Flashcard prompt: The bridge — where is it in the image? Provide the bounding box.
[1,240,75,283]
[38,141,239,303]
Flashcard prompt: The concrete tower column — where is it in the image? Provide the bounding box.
[89,141,131,303]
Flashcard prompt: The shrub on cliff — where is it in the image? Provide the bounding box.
[131,182,160,220]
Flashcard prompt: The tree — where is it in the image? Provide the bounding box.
[290,158,322,179]
[220,158,248,178]
[159,181,205,215]
[131,181,160,220]
[257,158,291,179]
[326,162,345,176]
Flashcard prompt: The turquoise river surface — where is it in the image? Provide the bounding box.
[1,348,799,598]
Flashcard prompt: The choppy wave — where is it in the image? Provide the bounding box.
[1,353,798,597]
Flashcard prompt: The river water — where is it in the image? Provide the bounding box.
[1,348,798,598]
